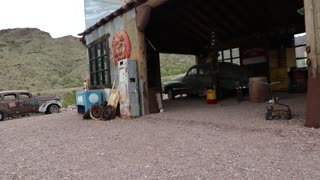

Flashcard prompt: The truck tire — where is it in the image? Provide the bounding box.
[168,89,175,100]
[46,104,60,114]
[0,111,4,121]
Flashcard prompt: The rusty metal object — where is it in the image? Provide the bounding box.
[306,58,312,67]
[266,98,292,120]
[0,90,61,121]
[111,30,131,65]
[90,104,103,120]
[306,46,312,67]
[306,77,320,128]
[306,46,311,54]
[101,105,117,121]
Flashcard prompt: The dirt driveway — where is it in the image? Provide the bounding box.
[0,94,319,179]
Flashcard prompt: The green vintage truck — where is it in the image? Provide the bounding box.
[162,62,249,99]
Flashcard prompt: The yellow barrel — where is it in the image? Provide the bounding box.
[206,88,217,104]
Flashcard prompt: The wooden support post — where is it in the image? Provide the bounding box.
[304,0,320,128]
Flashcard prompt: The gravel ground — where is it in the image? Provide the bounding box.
[1,93,320,179]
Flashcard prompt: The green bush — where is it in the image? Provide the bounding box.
[61,91,76,108]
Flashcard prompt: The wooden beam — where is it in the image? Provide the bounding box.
[241,0,268,31]
[305,0,320,78]
[178,8,211,39]
[168,14,209,42]
[184,3,221,33]
[142,0,169,8]
[304,0,320,128]
[216,0,249,34]
[223,0,251,29]
[197,0,235,35]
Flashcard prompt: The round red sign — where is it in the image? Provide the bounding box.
[111,30,131,65]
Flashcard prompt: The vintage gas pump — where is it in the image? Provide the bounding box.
[118,59,140,117]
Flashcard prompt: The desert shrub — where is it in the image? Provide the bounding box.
[61,91,76,108]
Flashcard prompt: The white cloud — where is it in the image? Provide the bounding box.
[0,0,85,38]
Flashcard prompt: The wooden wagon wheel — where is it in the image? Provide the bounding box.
[101,105,116,121]
[90,104,103,120]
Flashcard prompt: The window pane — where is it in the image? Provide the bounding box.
[101,56,106,70]
[105,70,110,85]
[102,71,106,84]
[102,40,107,55]
[91,74,97,86]
[98,72,103,85]
[224,59,231,63]
[97,44,101,57]
[294,33,306,46]
[91,60,96,72]
[232,48,240,57]
[90,61,93,72]
[295,46,307,59]
[199,68,210,75]
[97,58,102,71]
[233,58,240,65]
[187,68,197,76]
[296,58,307,68]
[218,51,222,60]
[19,93,31,99]
[90,47,96,59]
[4,94,16,101]
[223,50,231,59]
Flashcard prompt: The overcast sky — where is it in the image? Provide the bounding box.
[0,0,85,38]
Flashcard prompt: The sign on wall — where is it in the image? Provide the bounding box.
[241,48,267,65]
[111,30,131,65]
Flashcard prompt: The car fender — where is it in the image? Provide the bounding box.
[0,106,10,117]
[38,100,62,113]
[163,81,187,91]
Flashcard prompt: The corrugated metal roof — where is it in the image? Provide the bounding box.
[79,0,147,36]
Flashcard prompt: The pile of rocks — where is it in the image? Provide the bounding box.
[60,105,77,112]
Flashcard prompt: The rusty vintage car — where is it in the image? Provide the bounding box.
[0,90,62,121]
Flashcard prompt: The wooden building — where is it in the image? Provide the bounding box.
[79,0,320,127]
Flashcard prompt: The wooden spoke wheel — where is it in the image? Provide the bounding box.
[90,104,103,120]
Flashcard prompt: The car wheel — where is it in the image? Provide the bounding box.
[46,104,60,114]
[168,89,175,100]
[0,111,4,121]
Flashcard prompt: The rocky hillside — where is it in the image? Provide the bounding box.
[0,28,87,91]
[0,28,195,92]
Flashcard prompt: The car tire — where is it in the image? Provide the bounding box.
[168,89,175,100]
[46,104,60,114]
[0,111,4,121]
